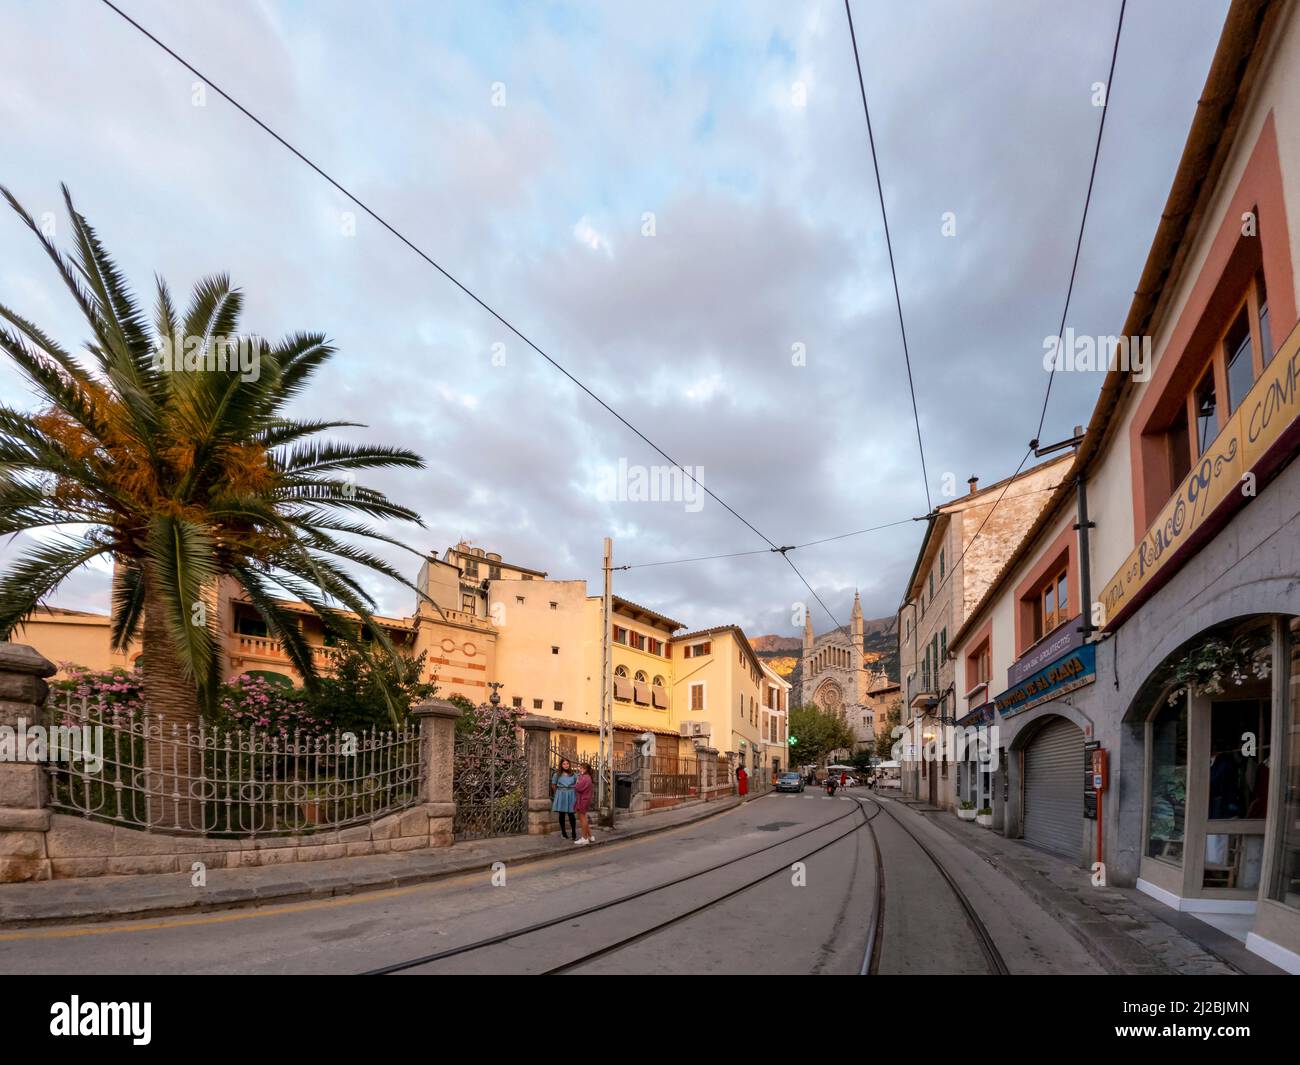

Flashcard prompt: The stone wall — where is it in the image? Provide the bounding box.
[40,806,446,879]
[0,644,463,883]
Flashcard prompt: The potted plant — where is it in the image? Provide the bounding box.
[976,806,993,827]
[957,799,977,821]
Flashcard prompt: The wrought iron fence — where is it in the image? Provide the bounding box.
[453,705,526,840]
[646,755,698,798]
[41,693,422,837]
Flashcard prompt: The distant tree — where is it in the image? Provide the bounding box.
[875,698,902,761]
[788,704,855,766]
[849,747,876,772]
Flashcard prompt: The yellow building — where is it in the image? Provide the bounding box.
[671,625,767,769]
[13,608,131,676]
[17,538,775,771]
[759,660,792,775]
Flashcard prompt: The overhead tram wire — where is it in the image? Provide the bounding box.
[615,482,1067,572]
[1036,0,1128,446]
[923,0,1127,611]
[98,0,853,628]
[843,0,932,515]
[616,517,919,571]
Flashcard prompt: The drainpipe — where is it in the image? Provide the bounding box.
[1075,474,1095,639]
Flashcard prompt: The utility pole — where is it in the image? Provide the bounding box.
[600,537,614,826]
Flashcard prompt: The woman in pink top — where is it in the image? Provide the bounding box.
[573,763,595,845]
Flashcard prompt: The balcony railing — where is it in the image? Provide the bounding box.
[907,673,938,711]
[233,635,339,665]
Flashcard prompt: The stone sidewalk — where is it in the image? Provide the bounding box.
[887,796,1284,975]
[0,794,748,928]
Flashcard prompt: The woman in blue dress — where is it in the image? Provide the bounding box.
[551,757,578,839]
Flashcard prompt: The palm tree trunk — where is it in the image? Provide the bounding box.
[140,567,204,831]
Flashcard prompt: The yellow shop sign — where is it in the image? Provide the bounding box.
[1101,321,1300,629]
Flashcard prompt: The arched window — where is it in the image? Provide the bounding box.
[634,670,648,683]
[615,665,628,677]
[652,675,665,687]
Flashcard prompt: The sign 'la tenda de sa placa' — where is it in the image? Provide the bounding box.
[1100,320,1300,629]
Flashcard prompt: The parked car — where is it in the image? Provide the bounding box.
[776,772,805,793]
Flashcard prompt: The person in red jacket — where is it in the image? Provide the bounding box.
[840,770,847,789]
[736,765,749,797]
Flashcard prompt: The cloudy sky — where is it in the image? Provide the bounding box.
[0,0,1230,640]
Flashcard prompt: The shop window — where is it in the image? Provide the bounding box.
[965,638,991,695]
[1272,618,1300,910]
[1028,566,1069,643]
[1147,692,1188,865]
[1258,272,1274,365]
[1208,699,1270,820]
[1166,403,1192,488]
[1204,698,1271,890]
[1193,362,1219,454]
[1141,269,1274,522]
[1224,310,1255,414]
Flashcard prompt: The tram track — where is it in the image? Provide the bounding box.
[363,799,874,975]
[855,792,1009,975]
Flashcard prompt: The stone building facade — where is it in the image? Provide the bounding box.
[799,593,894,754]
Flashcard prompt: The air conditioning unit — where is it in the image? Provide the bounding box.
[679,720,711,738]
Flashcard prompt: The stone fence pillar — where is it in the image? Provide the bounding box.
[0,643,56,883]
[695,745,717,799]
[518,716,554,834]
[629,734,653,815]
[411,698,462,846]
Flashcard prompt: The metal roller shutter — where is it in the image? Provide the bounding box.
[1023,717,1083,860]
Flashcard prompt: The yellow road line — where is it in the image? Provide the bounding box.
[0,803,743,943]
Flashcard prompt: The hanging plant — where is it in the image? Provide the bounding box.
[1166,632,1271,706]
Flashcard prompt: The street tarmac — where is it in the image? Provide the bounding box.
[0,791,1103,975]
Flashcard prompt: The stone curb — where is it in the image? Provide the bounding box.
[0,795,752,928]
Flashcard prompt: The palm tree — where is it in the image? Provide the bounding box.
[0,185,431,738]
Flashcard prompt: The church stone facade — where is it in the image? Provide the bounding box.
[799,593,897,754]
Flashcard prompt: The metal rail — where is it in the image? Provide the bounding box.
[856,793,1009,975]
[362,801,868,975]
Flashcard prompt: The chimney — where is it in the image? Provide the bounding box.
[967,475,979,495]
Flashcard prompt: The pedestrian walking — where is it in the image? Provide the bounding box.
[573,762,595,845]
[736,765,749,797]
[551,757,578,839]
[840,770,847,789]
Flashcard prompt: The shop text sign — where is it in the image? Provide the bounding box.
[1100,321,1300,629]
[1007,623,1084,687]
[994,643,1096,718]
